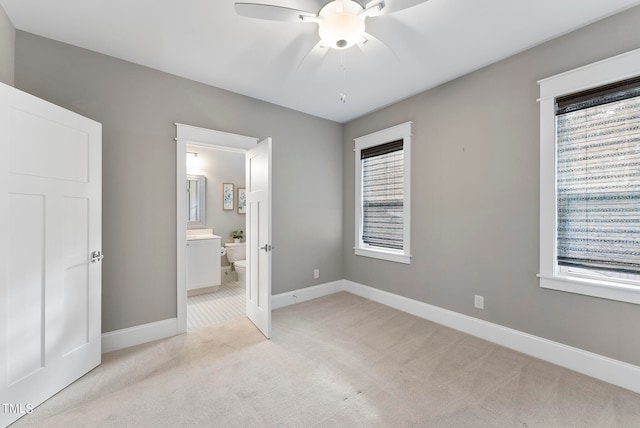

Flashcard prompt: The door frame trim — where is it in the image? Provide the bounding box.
[175,124,258,333]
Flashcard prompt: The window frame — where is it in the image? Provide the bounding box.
[538,48,640,305]
[354,121,412,264]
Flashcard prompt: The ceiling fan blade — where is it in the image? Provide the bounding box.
[235,3,317,22]
[379,0,429,14]
[357,32,398,60]
[296,40,330,71]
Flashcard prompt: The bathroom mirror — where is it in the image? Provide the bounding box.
[186,174,206,228]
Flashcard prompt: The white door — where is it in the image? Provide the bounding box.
[246,138,272,338]
[0,83,102,427]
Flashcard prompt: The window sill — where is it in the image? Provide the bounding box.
[538,274,640,305]
[354,247,411,264]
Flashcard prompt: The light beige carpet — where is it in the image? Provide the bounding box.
[11,292,640,427]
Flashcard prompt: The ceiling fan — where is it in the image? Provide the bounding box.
[234,0,429,55]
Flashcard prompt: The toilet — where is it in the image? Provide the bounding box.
[234,260,246,288]
[224,243,246,287]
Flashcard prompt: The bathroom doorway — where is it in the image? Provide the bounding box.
[175,124,272,336]
[185,143,246,329]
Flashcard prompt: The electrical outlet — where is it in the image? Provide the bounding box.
[474,295,484,309]
[313,269,319,279]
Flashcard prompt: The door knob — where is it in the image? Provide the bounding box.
[91,250,104,263]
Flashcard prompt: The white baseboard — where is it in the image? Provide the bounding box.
[102,280,343,353]
[273,279,640,394]
[272,280,344,309]
[101,318,178,354]
[101,280,640,394]
[342,280,640,394]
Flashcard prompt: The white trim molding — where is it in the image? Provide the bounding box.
[101,279,640,393]
[274,279,640,394]
[101,318,178,354]
[272,280,344,309]
[175,123,259,151]
[342,280,640,394]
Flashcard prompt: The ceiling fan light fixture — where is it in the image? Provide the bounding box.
[317,0,366,50]
[319,12,365,49]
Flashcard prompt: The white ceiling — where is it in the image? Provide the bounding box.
[2,0,640,123]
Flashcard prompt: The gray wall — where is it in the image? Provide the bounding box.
[343,6,640,367]
[15,31,344,333]
[0,4,14,85]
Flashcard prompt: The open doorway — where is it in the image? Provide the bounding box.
[175,124,258,334]
[185,143,246,329]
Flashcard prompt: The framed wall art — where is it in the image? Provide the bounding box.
[222,183,234,210]
[237,187,246,214]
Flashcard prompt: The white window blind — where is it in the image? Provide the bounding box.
[555,77,640,275]
[361,139,404,250]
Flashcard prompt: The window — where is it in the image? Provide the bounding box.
[538,48,640,304]
[354,122,411,264]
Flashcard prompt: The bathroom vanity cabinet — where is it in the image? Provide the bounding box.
[186,235,221,295]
